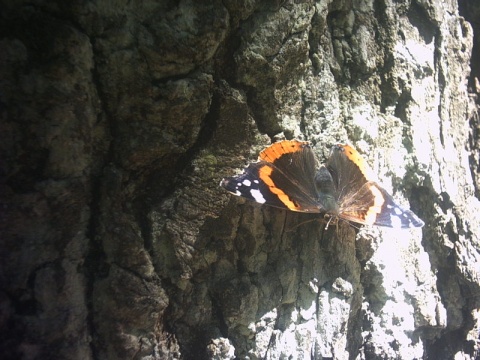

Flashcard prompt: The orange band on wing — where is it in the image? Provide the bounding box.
[363,184,385,224]
[258,165,300,210]
[338,144,375,181]
[260,140,310,163]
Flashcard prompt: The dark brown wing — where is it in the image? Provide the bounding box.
[221,140,323,212]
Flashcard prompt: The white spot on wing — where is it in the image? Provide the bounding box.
[391,216,402,228]
[242,179,252,186]
[250,189,266,203]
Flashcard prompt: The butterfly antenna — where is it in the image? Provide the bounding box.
[339,218,361,231]
[325,215,334,230]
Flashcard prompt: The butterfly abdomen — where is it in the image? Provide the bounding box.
[315,166,340,214]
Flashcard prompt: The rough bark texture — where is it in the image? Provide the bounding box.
[1,0,480,359]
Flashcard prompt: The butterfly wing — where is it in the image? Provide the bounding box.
[221,140,323,212]
[327,144,425,228]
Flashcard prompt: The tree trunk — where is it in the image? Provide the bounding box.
[1,0,479,359]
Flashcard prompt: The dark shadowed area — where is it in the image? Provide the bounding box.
[1,0,480,359]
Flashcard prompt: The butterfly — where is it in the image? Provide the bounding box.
[220,140,424,228]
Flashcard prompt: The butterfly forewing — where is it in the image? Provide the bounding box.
[221,141,323,212]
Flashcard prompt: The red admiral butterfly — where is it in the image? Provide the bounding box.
[220,140,424,228]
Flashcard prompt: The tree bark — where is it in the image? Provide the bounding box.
[1,0,479,359]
